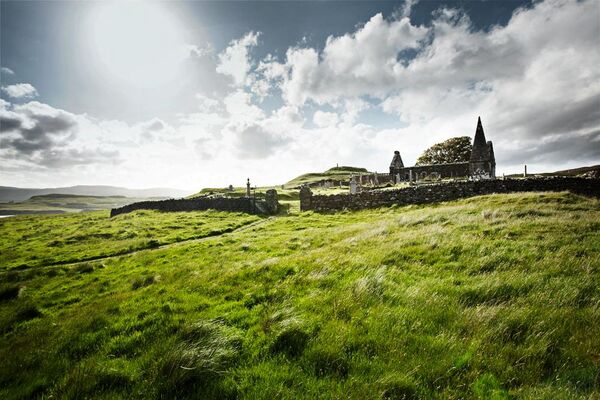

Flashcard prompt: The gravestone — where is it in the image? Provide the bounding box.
[265,189,278,214]
[350,176,358,194]
[299,185,312,211]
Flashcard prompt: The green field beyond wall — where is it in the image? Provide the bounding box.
[0,192,598,399]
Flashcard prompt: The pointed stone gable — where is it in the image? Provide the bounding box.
[470,116,489,162]
[390,150,404,168]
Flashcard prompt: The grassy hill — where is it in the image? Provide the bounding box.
[506,164,599,178]
[0,194,170,215]
[0,192,599,399]
[284,166,370,188]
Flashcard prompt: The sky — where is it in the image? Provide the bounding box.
[1,0,599,190]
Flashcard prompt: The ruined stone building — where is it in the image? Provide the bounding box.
[390,117,496,182]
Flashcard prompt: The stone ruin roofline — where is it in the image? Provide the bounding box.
[407,161,471,168]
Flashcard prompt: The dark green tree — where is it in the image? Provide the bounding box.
[415,136,472,165]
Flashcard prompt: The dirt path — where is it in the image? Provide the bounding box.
[1,217,275,276]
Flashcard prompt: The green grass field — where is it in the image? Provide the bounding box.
[0,192,598,399]
[0,210,260,270]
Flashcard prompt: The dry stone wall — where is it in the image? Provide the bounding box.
[111,190,279,217]
[301,177,600,212]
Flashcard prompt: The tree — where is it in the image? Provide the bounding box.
[415,136,472,165]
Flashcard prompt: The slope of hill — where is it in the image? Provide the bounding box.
[0,192,598,399]
[505,164,600,178]
[284,166,371,188]
[0,185,191,203]
[542,164,599,177]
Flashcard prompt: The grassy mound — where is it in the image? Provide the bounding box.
[0,192,598,399]
[284,166,370,188]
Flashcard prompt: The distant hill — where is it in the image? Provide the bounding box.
[0,185,191,203]
[541,164,599,177]
[505,164,599,178]
[284,166,370,188]
[0,193,171,215]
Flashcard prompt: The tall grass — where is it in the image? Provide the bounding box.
[0,192,598,399]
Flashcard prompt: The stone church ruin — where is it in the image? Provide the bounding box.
[389,117,496,182]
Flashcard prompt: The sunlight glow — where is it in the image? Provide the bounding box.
[88,1,186,89]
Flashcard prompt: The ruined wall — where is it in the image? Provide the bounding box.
[356,173,394,186]
[111,191,279,217]
[306,173,393,189]
[392,163,470,181]
[300,177,600,212]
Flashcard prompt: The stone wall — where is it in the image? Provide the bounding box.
[111,191,279,217]
[300,177,600,212]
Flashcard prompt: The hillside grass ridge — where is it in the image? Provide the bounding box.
[0,192,598,399]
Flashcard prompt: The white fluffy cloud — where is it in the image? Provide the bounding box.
[259,0,600,170]
[216,32,260,87]
[1,83,38,99]
[313,110,339,128]
[0,100,120,168]
[3,0,599,189]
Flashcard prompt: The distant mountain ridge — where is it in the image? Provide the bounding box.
[0,185,191,203]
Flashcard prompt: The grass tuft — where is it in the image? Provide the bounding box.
[270,326,310,358]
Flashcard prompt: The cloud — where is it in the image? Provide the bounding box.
[216,32,260,87]
[263,13,428,105]
[3,0,599,188]
[195,94,220,112]
[259,0,599,169]
[1,83,39,99]
[398,0,419,19]
[1,67,15,75]
[223,90,265,122]
[313,110,339,128]
[185,43,214,58]
[229,122,291,159]
[0,101,120,167]
[500,130,600,166]
[138,118,172,142]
